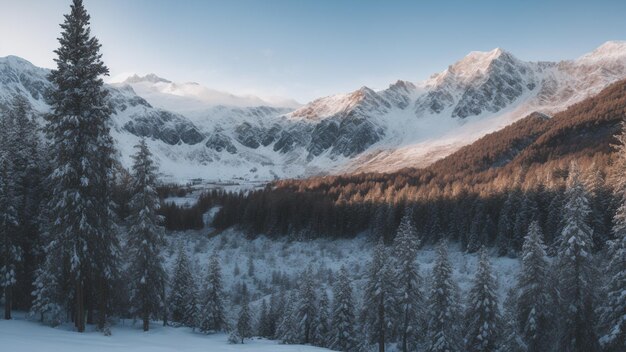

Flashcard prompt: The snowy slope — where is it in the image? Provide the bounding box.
[2,41,626,182]
[113,73,301,111]
[0,313,330,352]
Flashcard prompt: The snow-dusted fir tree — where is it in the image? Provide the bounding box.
[267,292,285,338]
[585,167,612,249]
[513,221,553,352]
[555,163,599,352]
[3,95,43,228]
[43,0,118,331]
[235,293,253,344]
[168,245,198,328]
[597,123,626,351]
[198,250,229,333]
[426,241,462,352]
[362,239,398,352]
[0,154,19,320]
[276,290,299,344]
[393,211,425,352]
[498,290,527,352]
[296,267,318,344]
[313,290,331,348]
[464,247,501,352]
[257,299,271,337]
[30,254,63,325]
[126,140,167,331]
[330,266,360,352]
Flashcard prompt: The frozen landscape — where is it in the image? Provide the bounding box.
[1,1,625,352]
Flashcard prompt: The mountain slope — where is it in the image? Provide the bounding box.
[2,41,626,182]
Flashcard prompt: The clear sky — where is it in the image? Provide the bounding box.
[1,0,625,103]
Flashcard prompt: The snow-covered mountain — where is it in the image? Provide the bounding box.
[2,41,626,181]
[113,73,301,111]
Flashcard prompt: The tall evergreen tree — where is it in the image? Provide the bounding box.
[555,163,599,352]
[126,140,167,331]
[168,246,198,328]
[313,290,331,348]
[257,299,271,337]
[3,95,46,313]
[43,0,118,331]
[513,221,553,352]
[362,240,398,352]
[464,248,501,352]
[236,293,253,344]
[198,251,229,333]
[585,167,612,249]
[276,290,299,344]
[0,153,19,320]
[330,267,360,352]
[426,241,462,352]
[296,268,318,344]
[393,212,425,352]
[597,123,626,351]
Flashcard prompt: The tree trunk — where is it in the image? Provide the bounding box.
[76,279,85,332]
[143,312,149,332]
[402,304,409,352]
[379,295,385,352]
[4,285,12,320]
[97,277,106,330]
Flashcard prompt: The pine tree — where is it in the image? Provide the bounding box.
[464,247,501,352]
[0,153,19,320]
[296,268,317,344]
[585,167,612,249]
[393,212,425,352]
[513,221,553,352]
[330,266,360,352]
[498,290,527,352]
[126,140,167,331]
[3,95,45,316]
[198,250,229,333]
[236,294,253,344]
[496,189,520,257]
[276,290,299,343]
[362,239,398,352]
[267,292,281,338]
[257,299,271,337]
[513,195,538,252]
[313,290,331,348]
[467,203,485,253]
[426,241,462,352]
[545,190,564,252]
[555,163,599,352]
[168,246,198,328]
[30,254,63,325]
[43,0,118,331]
[597,123,626,351]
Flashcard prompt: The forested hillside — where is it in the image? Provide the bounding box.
[209,78,626,255]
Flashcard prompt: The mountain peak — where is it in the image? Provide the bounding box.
[435,47,519,85]
[0,55,38,69]
[578,40,626,63]
[123,73,172,84]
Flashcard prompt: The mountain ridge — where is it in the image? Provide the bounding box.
[2,41,626,182]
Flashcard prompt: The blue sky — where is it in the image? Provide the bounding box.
[1,0,625,102]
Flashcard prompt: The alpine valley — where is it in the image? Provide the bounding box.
[2,41,626,182]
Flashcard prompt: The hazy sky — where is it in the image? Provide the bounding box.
[1,0,625,103]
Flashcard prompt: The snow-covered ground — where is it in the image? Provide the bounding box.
[0,313,330,352]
